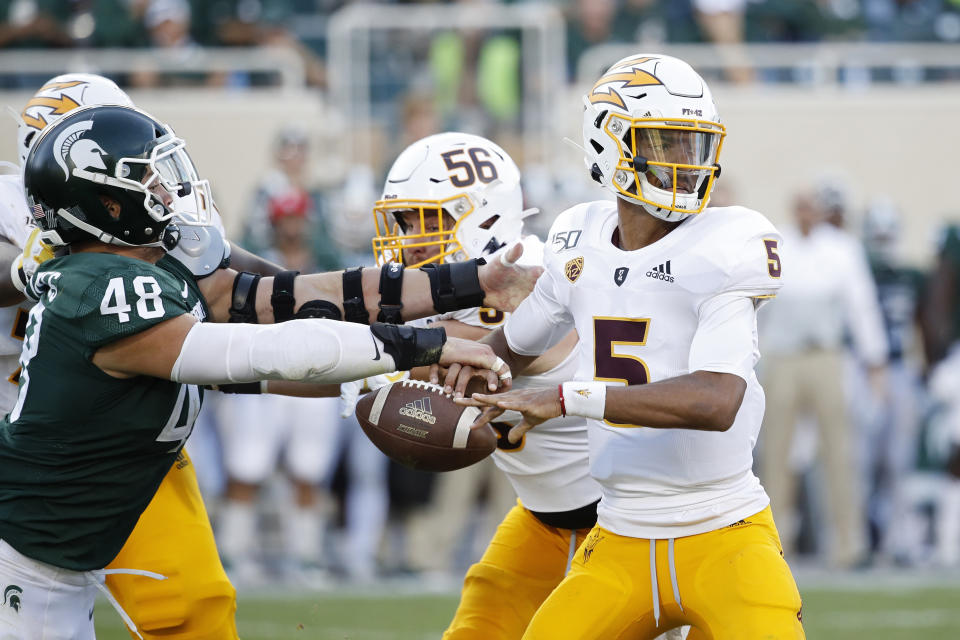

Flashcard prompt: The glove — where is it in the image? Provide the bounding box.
[11,227,56,296]
[339,371,410,418]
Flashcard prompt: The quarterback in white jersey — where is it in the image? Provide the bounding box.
[368,131,601,639]
[460,55,805,639]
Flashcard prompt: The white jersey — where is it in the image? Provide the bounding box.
[505,201,783,538]
[423,235,602,513]
[0,173,34,412]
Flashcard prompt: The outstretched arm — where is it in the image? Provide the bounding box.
[92,313,510,389]
[198,242,542,325]
[463,371,745,444]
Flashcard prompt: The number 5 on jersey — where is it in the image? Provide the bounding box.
[593,317,650,427]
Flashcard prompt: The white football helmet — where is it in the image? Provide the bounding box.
[372,132,529,267]
[582,54,725,221]
[16,73,134,169]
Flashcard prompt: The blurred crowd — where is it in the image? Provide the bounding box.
[3,0,960,89]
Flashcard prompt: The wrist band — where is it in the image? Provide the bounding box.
[560,381,607,420]
[557,384,567,417]
[420,259,485,313]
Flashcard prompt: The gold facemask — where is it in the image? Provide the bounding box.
[371,195,474,268]
[607,115,725,214]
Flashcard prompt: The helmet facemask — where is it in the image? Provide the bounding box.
[606,113,724,221]
[372,194,474,268]
[118,132,214,230]
[61,130,213,247]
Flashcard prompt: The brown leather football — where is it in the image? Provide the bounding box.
[355,380,497,472]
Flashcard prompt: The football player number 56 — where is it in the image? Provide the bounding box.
[441,148,499,188]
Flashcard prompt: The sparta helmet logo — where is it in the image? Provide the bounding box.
[53,120,107,181]
[3,584,22,612]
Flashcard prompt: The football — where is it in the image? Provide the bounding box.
[355,379,498,472]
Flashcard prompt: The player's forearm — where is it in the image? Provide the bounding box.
[482,327,538,378]
[228,244,285,276]
[598,371,746,432]
[256,263,487,324]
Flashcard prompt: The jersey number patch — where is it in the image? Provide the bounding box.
[763,239,781,278]
[100,276,165,323]
[593,317,650,428]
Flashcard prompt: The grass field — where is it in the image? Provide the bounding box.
[93,572,960,639]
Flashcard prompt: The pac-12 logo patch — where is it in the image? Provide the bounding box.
[614,267,629,286]
[564,257,584,283]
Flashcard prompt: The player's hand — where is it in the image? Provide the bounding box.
[477,242,543,312]
[11,227,56,296]
[433,337,511,396]
[456,387,561,443]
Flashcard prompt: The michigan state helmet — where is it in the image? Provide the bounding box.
[582,54,725,221]
[24,104,210,247]
[17,73,133,169]
[372,132,532,268]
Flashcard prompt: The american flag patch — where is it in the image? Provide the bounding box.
[31,204,45,220]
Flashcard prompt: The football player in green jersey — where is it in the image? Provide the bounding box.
[0,104,532,639]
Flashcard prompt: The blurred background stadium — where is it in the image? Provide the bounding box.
[3,0,960,637]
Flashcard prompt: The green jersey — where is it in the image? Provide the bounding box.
[0,252,208,571]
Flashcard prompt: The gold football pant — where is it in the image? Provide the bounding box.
[523,506,805,640]
[106,451,238,640]
[443,501,591,639]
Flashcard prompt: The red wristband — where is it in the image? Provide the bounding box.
[557,383,567,417]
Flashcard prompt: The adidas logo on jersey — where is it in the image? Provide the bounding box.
[645,260,674,283]
[399,397,436,424]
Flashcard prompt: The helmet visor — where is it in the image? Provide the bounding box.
[631,125,720,194]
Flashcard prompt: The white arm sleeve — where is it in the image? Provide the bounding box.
[689,293,759,382]
[169,319,398,385]
[503,268,574,357]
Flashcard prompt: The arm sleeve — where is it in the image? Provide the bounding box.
[170,319,399,385]
[503,267,574,357]
[689,293,759,382]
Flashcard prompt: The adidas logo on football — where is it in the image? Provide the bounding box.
[645,260,674,283]
[400,397,437,424]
